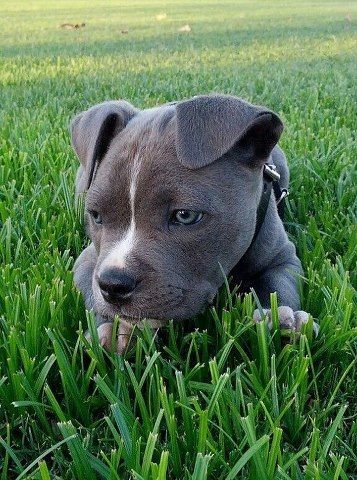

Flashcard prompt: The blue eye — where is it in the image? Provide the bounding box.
[89,210,102,224]
[170,210,203,225]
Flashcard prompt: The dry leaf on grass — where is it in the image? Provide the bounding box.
[59,22,86,29]
[156,13,167,21]
[178,24,191,33]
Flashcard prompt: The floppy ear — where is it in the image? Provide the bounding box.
[70,100,138,190]
[175,94,283,169]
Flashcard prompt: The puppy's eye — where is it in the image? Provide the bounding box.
[170,209,203,225]
[89,210,102,225]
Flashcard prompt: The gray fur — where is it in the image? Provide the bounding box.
[71,100,138,195]
[71,94,311,351]
[175,94,283,169]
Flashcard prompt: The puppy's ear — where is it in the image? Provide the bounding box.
[175,94,283,169]
[70,100,138,189]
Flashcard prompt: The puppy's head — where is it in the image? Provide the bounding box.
[70,95,283,324]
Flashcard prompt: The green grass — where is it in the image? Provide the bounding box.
[0,0,356,478]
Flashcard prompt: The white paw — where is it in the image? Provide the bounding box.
[253,306,319,335]
[85,320,134,354]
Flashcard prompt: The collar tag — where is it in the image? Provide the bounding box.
[263,164,281,182]
[276,188,289,205]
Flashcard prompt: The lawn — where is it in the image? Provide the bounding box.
[0,0,356,478]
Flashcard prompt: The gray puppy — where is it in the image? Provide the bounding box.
[71,94,314,353]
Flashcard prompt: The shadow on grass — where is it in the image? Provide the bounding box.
[1,16,351,59]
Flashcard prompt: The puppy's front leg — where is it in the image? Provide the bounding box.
[235,201,318,334]
[249,262,316,333]
[247,250,318,335]
[73,243,97,312]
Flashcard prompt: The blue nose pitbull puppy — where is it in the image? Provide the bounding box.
[71,94,315,353]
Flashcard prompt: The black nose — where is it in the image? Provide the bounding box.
[98,269,138,304]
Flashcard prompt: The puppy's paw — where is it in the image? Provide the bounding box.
[85,322,113,350]
[253,306,319,335]
[85,320,134,354]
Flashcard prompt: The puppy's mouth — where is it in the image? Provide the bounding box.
[119,313,168,329]
[96,302,169,329]
[94,285,185,327]
[93,277,215,326]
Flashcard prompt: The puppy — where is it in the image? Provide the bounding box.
[71,94,315,353]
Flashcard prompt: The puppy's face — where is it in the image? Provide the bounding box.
[71,96,283,325]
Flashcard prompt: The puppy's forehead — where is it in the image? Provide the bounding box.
[96,104,239,212]
[91,105,176,190]
[126,105,177,163]
[108,104,183,181]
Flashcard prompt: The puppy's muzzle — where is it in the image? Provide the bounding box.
[98,268,138,305]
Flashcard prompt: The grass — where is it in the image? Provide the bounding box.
[0,0,356,478]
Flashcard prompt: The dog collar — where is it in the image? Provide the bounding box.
[245,163,288,252]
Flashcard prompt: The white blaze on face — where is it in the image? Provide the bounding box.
[99,153,141,272]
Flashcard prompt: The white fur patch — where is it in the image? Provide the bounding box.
[99,153,141,272]
[129,153,141,204]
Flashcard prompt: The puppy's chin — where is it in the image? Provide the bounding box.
[94,300,169,329]
[120,314,168,329]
